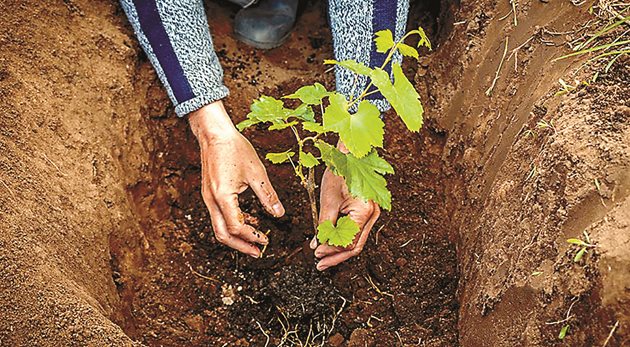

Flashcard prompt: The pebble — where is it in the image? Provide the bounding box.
[396,257,408,267]
[328,333,345,346]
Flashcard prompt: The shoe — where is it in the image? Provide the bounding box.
[225,0,258,8]
[234,0,299,49]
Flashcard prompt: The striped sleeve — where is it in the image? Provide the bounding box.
[328,0,409,112]
[120,0,229,117]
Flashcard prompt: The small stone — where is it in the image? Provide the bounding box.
[396,257,408,267]
[328,333,345,346]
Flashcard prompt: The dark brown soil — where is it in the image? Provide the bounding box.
[1,0,628,346]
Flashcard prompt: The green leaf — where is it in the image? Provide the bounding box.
[299,151,319,168]
[324,59,372,76]
[316,142,394,210]
[302,121,326,134]
[370,64,424,132]
[323,93,384,158]
[248,95,290,124]
[239,96,314,131]
[265,151,295,164]
[531,271,543,276]
[284,83,329,105]
[317,216,361,247]
[375,29,395,53]
[269,121,298,130]
[558,324,569,340]
[294,103,315,122]
[567,238,588,247]
[574,247,587,262]
[411,27,432,50]
[398,43,419,59]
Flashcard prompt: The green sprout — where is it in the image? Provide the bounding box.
[567,230,596,263]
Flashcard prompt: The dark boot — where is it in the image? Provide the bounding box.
[225,0,258,8]
[234,0,299,49]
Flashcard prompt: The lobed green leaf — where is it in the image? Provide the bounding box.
[374,29,395,53]
[317,216,360,247]
[316,142,394,210]
[236,95,314,131]
[284,83,330,105]
[370,64,424,132]
[411,27,432,50]
[323,93,384,158]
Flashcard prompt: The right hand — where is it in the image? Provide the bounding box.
[189,101,285,258]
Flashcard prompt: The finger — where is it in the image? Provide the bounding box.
[317,203,380,271]
[216,192,269,245]
[249,169,285,218]
[238,224,269,245]
[314,243,344,258]
[202,192,261,257]
[219,232,263,258]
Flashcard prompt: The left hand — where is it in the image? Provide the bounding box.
[310,145,380,271]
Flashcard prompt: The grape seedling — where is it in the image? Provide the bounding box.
[238,28,431,248]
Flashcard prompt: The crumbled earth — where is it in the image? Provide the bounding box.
[0,0,627,346]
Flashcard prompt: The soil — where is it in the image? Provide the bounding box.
[0,0,628,347]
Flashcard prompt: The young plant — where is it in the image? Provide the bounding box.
[237,28,431,247]
[567,230,596,263]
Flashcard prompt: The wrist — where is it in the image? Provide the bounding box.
[188,101,239,144]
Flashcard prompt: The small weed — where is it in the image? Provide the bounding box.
[567,230,596,263]
[558,324,570,340]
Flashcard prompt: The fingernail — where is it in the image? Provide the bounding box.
[272,203,285,217]
[251,252,260,258]
[316,263,326,271]
[309,237,318,249]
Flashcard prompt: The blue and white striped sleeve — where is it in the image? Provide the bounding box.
[329,0,409,112]
[120,0,229,117]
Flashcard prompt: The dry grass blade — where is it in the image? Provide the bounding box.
[486,37,510,96]
[602,320,620,346]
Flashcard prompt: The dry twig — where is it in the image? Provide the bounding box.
[486,38,510,96]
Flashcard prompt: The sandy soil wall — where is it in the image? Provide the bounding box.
[0,1,152,345]
[424,0,630,345]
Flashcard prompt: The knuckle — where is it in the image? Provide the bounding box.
[214,232,229,244]
[227,225,241,236]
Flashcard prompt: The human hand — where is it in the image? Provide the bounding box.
[189,101,285,258]
[310,143,380,271]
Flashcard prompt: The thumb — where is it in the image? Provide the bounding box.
[249,169,285,218]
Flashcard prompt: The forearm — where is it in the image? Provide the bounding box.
[120,0,229,116]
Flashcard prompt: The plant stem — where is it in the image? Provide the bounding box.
[290,124,319,233]
[348,32,414,108]
[305,167,319,233]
